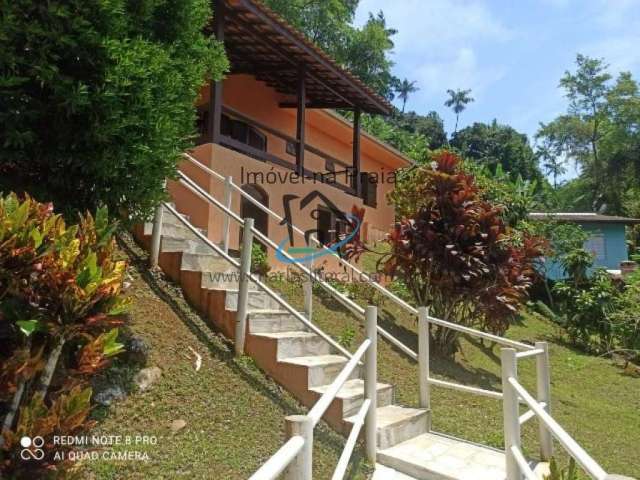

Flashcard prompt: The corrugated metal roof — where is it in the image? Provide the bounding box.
[529,212,640,224]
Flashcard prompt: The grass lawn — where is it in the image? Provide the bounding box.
[268,265,640,479]
[81,233,371,480]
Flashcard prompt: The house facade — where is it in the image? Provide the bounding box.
[529,212,640,280]
[168,0,411,269]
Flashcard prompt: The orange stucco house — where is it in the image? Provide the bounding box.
[169,0,411,269]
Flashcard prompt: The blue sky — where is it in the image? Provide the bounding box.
[354,0,640,180]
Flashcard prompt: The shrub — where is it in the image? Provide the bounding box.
[0,193,128,477]
[251,243,271,277]
[609,270,640,363]
[383,151,545,353]
[552,269,619,352]
[0,0,228,219]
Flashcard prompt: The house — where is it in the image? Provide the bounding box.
[529,212,640,280]
[169,0,411,270]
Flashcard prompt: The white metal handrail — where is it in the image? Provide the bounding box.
[308,339,370,425]
[508,377,607,480]
[161,203,353,360]
[181,152,535,352]
[248,436,305,480]
[248,306,379,480]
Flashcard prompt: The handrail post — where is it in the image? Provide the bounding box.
[364,305,378,462]
[418,307,431,419]
[536,341,553,460]
[501,348,521,480]
[303,234,314,321]
[284,415,313,480]
[235,218,254,356]
[222,175,233,254]
[149,203,164,268]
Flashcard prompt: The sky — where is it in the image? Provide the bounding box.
[354,0,640,180]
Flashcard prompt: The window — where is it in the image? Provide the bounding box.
[221,114,267,152]
[316,206,351,247]
[360,172,377,208]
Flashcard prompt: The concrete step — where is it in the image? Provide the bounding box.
[280,354,359,388]
[378,432,548,480]
[181,251,233,272]
[143,221,206,239]
[248,310,308,333]
[251,331,333,360]
[161,236,216,255]
[310,378,394,418]
[346,405,429,450]
[373,464,419,480]
[225,290,282,311]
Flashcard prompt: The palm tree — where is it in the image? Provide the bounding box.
[396,79,419,113]
[444,88,474,134]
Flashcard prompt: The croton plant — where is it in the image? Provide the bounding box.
[0,193,129,478]
[383,151,546,352]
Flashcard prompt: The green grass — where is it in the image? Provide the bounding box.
[81,233,371,480]
[267,271,640,479]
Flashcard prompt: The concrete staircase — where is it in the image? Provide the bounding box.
[134,206,544,480]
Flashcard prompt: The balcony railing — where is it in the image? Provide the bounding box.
[200,104,361,197]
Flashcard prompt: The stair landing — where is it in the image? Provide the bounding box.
[378,432,548,480]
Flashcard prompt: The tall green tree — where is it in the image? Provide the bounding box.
[451,120,542,182]
[0,0,228,218]
[445,88,474,134]
[396,79,419,113]
[264,1,398,99]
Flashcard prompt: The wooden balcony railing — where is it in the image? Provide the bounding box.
[213,105,359,197]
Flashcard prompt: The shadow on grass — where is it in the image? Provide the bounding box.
[116,230,348,456]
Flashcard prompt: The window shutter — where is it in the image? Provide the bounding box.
[360,172,377,207]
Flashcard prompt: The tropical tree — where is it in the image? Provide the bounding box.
[396,79,419,113]
[0,0,228,219]
[451,120,542,182]
[445,88,474,134]
[536,139,567,188]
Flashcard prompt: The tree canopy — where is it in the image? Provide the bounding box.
[0,0,228,218]
[451,120,543,182]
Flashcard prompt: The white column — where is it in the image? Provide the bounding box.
[235,218,254,357]
[418,307,431,413]
[149,203,164,268]
[501,348,521,480]
[284,415,313,480]
[364,305,378,462]
[222,175,233,254]
[536,341,553,460]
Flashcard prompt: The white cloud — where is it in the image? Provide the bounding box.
[414,47,506,96]
[356,0,511,51]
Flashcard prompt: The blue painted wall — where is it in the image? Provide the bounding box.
[545,222,629,280]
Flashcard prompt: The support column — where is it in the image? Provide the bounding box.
[296,64,306,176]
[284,415,313,480]
[209,0,225,143]
[352,108,361,195]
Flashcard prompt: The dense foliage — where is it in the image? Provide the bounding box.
[0,194,128,477]
[264,0,397,99]
[452,120,543,183]
[383,151,545,352]
[0,0,228,219]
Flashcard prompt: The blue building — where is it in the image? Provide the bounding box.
[529,212,640,280]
